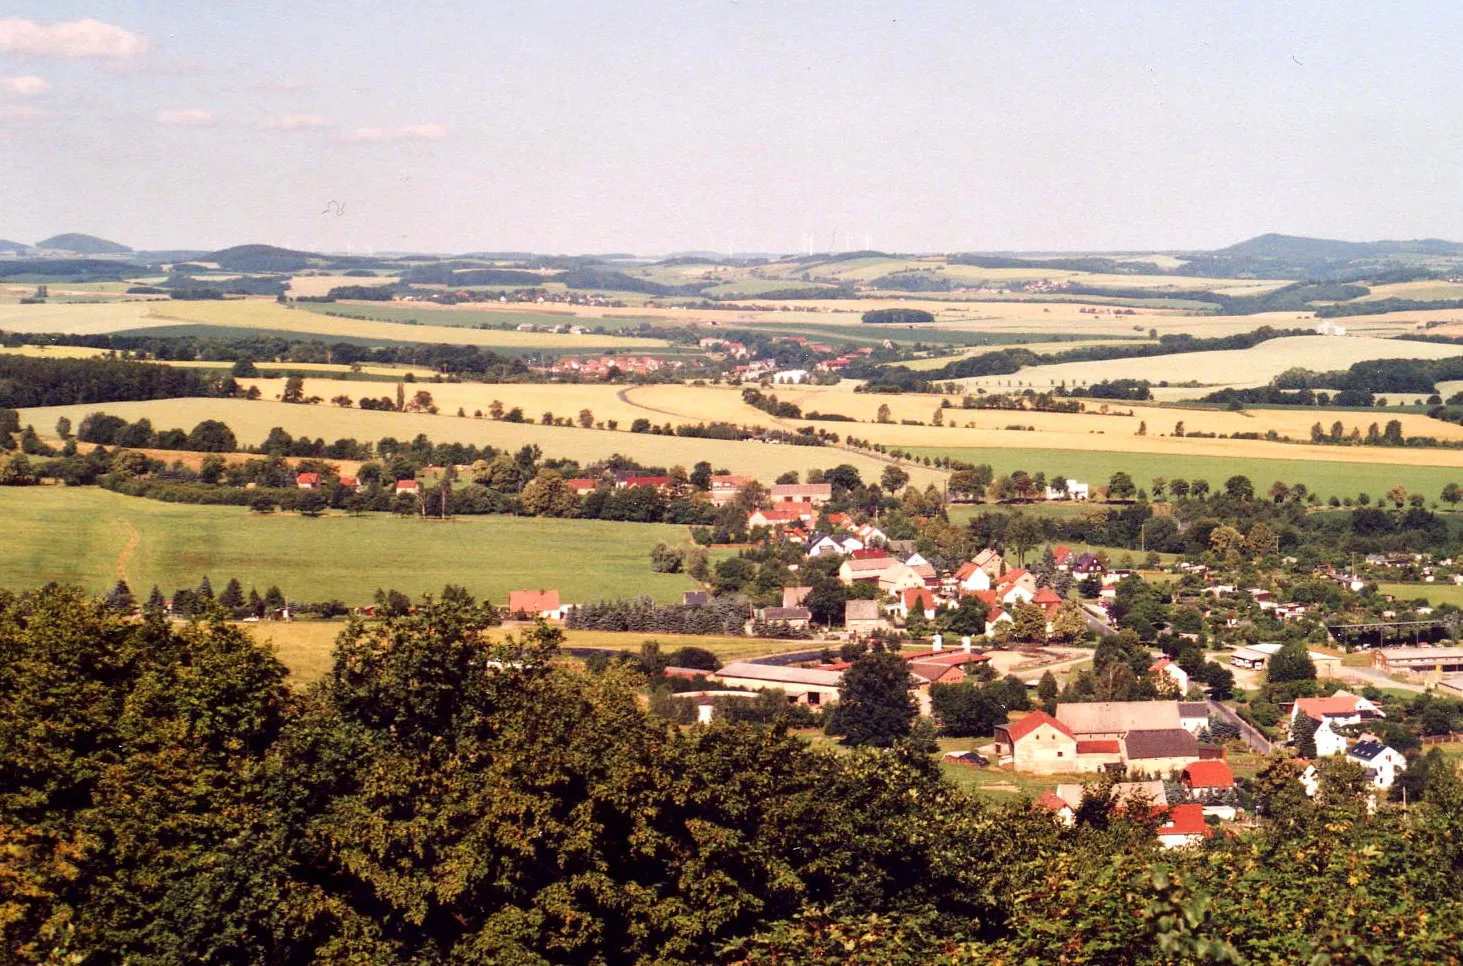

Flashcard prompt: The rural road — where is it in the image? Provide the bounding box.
[115,517,141,586]
[1334,664,1429,694]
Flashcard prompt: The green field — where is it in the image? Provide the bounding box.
[1376,582,1463,607]
[911,444,1463,502]
[0,487,700,604]
[17,398,942,485]
[298,302,658,332]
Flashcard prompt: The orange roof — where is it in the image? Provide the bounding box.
[997,568,1030,587]
[1000,710,1075,743]
[953,561,979,581]
[1294,695,1365,718]
[508,589,560,613]
[961,589,998,605]
[1150,657,1172,671]
[1183,760,1235,789]
[1076,739,1120,754]
[296,472,320,485]
[395,479,419,490]
[339,476,357,487]
[900,587,936,609]
[1032,587,1063,604]
[1157,803,1212,838]
[1036,790,1070,813]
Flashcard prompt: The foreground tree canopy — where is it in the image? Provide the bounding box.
[3,587,1463,964]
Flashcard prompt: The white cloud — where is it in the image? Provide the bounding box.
[345,123,448,142]
[0,18,149,60]
[0,76,49,96]
[156,108,216,127]
[1,105,47,120]
[259,113,331,131]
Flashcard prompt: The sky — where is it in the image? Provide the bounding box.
[2,1,1462,256]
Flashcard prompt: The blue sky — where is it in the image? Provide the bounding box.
[2,1,1461,255]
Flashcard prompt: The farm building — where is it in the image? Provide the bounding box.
[1055,701,1181,741]
[844,599,890,635]
[769,483,832,505]
[756,606,812,629]
[712,662,842,706]
[1371,647,1463,675]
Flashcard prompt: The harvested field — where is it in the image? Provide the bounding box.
[17,397,941,484]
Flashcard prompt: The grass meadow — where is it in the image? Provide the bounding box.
[0,487,700,605]
[909,444,1463,502]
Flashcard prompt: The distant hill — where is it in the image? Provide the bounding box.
[0,239,29,253]
[35,233,132,254]
[1216,233,1463,260]
[207,243,316,272]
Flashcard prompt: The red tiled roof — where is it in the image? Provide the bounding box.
[508,589,560,614]
[953,562,980,581]
[395,479,419,491]
[1076,739,1120,754]
[1037,790,1070,813]
[1157,803,1212,838]
[1000,710,1075,743]
[997,568,1030,587]
[900,588,936,610]
[1183,760,1235,789]
[623,475,671,488]
[339,476,357,487]
[1294,695,1365,718]
[851,548,889,559]
[296,472,320,485]
[1032,587,1063,604]
[1150,657,1172,671]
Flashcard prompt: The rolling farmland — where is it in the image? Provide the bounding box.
[16,397,938,485]
[0,487,701,604]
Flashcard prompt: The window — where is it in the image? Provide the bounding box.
[807,693,821,706]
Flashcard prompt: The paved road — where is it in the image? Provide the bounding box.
[1207,699,1273,754]
[1333,664,1429,694]
[1081,603,1117,636]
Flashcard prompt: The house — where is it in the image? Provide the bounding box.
[876,560,927,595]
[394,479,420,495]
[1347,739,1407,790]
[1045,479,1090,501]
[808,534,863,557]
[338,475,360,491]
[565,477,602,495]
[854,523,888,546]
[844,599,889,635]
[952,560,993,593]
[994,568,1037,605]
[993,711,1080,774]
[894,587,938,621]
[1030,587,1064,626]
[1290,692,1384,728]
[1149,657,1190,694]
[1121,729,1202,776]
[1155,803,1213,849]
[1055,701,1182,741]
[296,472,321,489]
[839,557,891,586]
[769,483,832,505]
[783,586,812,609]
[906,650,990,686]
[1071,552,1103,577]
[1181,760,1235,795]
[971,548,1005,578]
[708,474,755,505]
[985,606,1013,638]
[748,506,809,528]
[507,589,565,620]
[1178,702,1210,734]
[1036,790,1075,825]
[1309,717,1349,757]
[712,662,842,706]
[758,606,812,629]
[1055,780,1168,811]
[618,475,672,491]
[1052,545,1075,570]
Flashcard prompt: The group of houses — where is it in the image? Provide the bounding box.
[1285,691,1407,791]
[992,700,1213,777]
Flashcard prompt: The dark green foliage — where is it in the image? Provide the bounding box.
[834,649,917,747]
[860,308,935,325]
[1267,641,1317,684]
[0,355,234,408]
